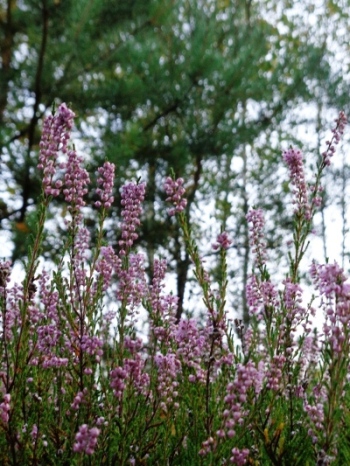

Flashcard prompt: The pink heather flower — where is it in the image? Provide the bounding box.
[246,209,267,267]
[282,278,305,324]
[154,352,181,412]
[309,184,324,209]
[150,293,179,344]
[149,258,168,311]
[283,147,311,220]
[73,424,100,455]
[164,177,187,216]
[95,161,115,208]
[95,245,121,291]
[174,318,216,383]
[266,354,286,391]
[110,340,150,399]
[230,447,250,465]
[246,275,261,317]
[3,283,23,340]
[260,280,279,310]
[71,225,91,290]
[119,182,146,255]
[0,260,11,296]
[62,148,90,211]
[38,103,75,197]
[199,436,215,456]
[212,231,232,250]
[322,111,347,166]
[71,390,87,411]
[41,356,68,369]
[35,274,71,369]
[310,261,347,299]
[110,366,127,398]
[311,261,350,355]
[0,394,11,424]
[39,270,59,320]
[31,424,38,442]
[37,324,60,351]
[148,258,179,338]
[222,361,263,442]
[304,401,325,430]
[117,253,148,308]
[80,335,103,361]
[246,276,278,322]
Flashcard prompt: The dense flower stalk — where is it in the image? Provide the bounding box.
[119,182,146,255]
[110,337,150,399]
[62,148,90,211]
[154,352,181,413]
[0,394,10,424]
[95,161,115,208]
[38,103,75,197]
[95,245,121,291]
[0,260,11,294]
[246,209,267,268]
[175,319,208,382]
[164,177,187,216]
[283,147,311,220]
[212,231,232,250]
[322,111,347,166]
[73,424,100,455]
[117,253,148,308]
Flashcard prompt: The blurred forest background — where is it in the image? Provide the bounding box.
[0,0,350,324]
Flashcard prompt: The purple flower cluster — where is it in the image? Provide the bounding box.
[73,424,100,455]
[0,260,11,295]
[303,379,328,447]
[322,111,347,166]
[164,177,187,216]
[283,147,311,220]
[38,103,75,197]
[229,447,250,465]
[37,324,60,352]
[282,278,304,316]
[310,261,347,300]
[310,261,350,354]
[117,253,148,308]
[0,394,10,424]
[148,258,179,345]
[32,271,70,368]
[175,319,207,382]
[110,337,150,399]
[212,231,232,250]
[39,271,59,320]
[71,388,88,411]
[246,209,267,267]
[149,258,168,312]
[95,161,115,208]
[95,245,121,291]
[71,226,91,290]
[246,275,279,321]
[31,424,38,442]
[80,335,103,362]
[223,362,263,438]
[62,149,90,211]
[3,283,23,340]
[119,182,146,255]
[266,354,286,391]
[154,352,181,413]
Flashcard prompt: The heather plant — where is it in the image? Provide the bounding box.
[0,104,349,466]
